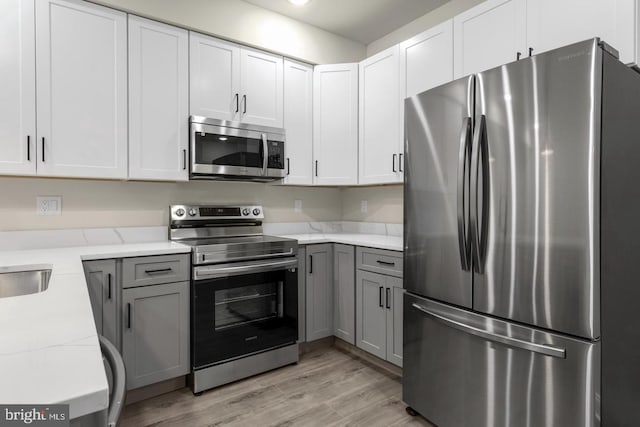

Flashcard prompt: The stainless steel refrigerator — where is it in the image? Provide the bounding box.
[403,38,640,427]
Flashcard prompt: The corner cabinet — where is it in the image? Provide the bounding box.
[283,59,314,185]
[0,0,36,176]
[358,46,402,185]
[305,244,334,341]
[313,64,359,186]
[189,32,283,128]
[35,0,128,179]
[128,16,189,181]
[83,260,119,347]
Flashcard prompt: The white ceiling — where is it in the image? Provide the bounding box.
[242,0,449,45]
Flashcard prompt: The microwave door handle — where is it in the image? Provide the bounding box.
[261,133,268,176]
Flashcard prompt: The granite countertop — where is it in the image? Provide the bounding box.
[0,241,190,419]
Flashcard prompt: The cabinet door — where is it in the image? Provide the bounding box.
[453,0,526,78]
[313,64,359,185]
[305,244,334,341]
[527,0,636,65]
[386,277,404,367]
[0,0,36,176]
[189,32,241,121]
[359,46,402,185]
[83,260,118,347]
[334,244,355,344]
[128,16,189,181]
[35,0,127,178]
[240,48,284,127]
[283,59,313,185]
[122,281,190,390]
[356,270,387,360]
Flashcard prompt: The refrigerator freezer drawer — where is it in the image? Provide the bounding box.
[403,293,600,427]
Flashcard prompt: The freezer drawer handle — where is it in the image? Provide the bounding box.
[411,303,566,359]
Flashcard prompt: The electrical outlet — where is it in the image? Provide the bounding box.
[361,200,368,213]
[294,199,302,213]
[37,196,62,216]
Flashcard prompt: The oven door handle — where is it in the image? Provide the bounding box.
[195,258,297,279]
[200,248,294,264]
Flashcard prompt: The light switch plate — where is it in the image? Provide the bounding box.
[361,200,368,213]
[294,199,302,213]
[37,196,62,216]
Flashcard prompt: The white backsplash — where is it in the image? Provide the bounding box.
[263,221,402,237]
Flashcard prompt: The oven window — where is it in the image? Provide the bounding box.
[195,132,262,168]
[214,282,282,330]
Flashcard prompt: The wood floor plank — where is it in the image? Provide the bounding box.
[120,347,431,427]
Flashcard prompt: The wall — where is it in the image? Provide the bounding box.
[91,0,366,64]
[342,185,403,224]
[0,178,342,231]
[366,0,484,56]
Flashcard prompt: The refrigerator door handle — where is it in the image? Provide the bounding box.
[457,117,472,271]
[470,114,489,274]
[411,303,566,359]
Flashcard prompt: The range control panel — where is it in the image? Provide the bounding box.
[170,205,264,221]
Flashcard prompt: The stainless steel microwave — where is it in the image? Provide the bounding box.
[190,116,286,182]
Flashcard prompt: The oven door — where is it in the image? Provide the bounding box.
[190,120,285,180]
[192,258,298,369]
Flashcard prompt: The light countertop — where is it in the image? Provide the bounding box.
[280,233,403,252]
[0,242,190,419]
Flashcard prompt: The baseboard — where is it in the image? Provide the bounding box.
[333,338,403,378]
[125,376,186,405]
[299,336,334,354]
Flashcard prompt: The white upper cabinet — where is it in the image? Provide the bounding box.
[189,33,240,122]
[283,59,313,185]
[189,33,283,127]
[453,0,526,78]
[527,0,637,65]
[240,48,284,128]
[36,0,128,179]
[313,64,359,186]
[359,46,402,185]
[128,16,189,181]
[400,19,454,99]
[0,0,36,176]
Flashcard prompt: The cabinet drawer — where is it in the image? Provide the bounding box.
[357,247,403,278]
[122,254,189,288]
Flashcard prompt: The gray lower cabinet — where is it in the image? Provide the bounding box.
[334,244,355,344]
[305,244,333,341]
[387,277,404,367]
[122,280,190,390]
[356,270,387,359]
[83,260,119,347]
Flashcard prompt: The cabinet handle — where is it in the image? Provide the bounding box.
[27,136,31,161]
[392,153,397,172]
[516,51,522,61]
[386,287,391,309]
[144,268,173,275]
[41,137,45,162]
[315,160,318,177]
[379,286,384,308]
[286,158,290,175]
[235,93,239,113]
[107,273,112,300]
[399,153,403,172]
[309,255,313,274]
[243,94,247,114]
[529,47,534,57]
[376,260,395,266]
[182,149,187,170]
[127,303,132,329]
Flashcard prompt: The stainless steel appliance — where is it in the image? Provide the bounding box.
[170,205,298,393]
[190,116,286,182]
[403,38,640,426]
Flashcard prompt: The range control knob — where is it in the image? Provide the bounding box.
[188,208,197,217]
[242,208,250,216]
[253,208,261,216]
[175,208,185,217]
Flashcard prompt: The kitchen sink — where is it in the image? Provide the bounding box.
[0,265,52,298]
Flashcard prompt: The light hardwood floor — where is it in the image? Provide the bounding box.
[120,346,434,426]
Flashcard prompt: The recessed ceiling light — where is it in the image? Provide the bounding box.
[288,0,310,6]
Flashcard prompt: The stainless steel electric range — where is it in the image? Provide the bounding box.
[169,204,299,394]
